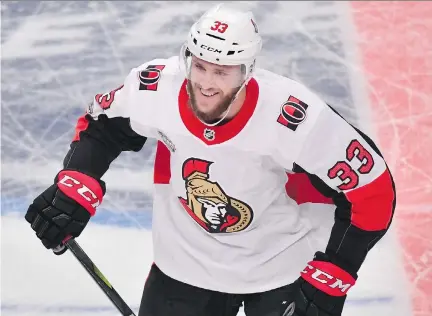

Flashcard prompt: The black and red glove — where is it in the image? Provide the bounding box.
[25,169,105,253]
[281,252,357,316]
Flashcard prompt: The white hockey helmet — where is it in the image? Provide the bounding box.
[181,3,262,86]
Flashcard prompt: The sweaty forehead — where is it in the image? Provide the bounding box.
[191,55,240,71]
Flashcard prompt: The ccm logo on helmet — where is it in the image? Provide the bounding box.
[200,44,222,54]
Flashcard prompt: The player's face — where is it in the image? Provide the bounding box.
[187,56,244,123]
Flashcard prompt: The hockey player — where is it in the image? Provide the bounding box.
[25,3,396,316]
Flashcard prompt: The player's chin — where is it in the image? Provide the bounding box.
[194,106,222,123]
[195,97,222,113]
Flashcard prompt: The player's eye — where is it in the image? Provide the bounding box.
[214,70,227,76]
[194,63,205,71]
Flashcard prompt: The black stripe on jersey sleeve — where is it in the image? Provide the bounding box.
[63,114,147,179]
[292,105,396,277]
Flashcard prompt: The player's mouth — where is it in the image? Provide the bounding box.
[200,88,218,97]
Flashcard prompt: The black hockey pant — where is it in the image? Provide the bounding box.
[138,263,296,316]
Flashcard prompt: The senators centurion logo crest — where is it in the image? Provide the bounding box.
[178,158,253,233]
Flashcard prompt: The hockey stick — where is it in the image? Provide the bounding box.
[54,239,136,316]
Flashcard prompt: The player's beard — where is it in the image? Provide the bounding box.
[187,81,240,124]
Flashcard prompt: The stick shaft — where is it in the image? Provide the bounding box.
[65,239,136,316]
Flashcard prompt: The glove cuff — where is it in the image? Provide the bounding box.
[300,260,356,297]
[55,169,105,216]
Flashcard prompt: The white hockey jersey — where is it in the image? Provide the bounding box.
[85,56,395,294]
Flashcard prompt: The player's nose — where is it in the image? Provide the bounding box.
[198,73,216,89]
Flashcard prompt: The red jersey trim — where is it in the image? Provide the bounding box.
[72,114,90,142]
[178,78,259,145]
[154,141,172,184]
[285,172,334,205]
[345,169,395,231]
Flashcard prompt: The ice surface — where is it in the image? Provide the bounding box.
[350,3,432,315]
[1,1,366,226]
[1,1,430,315]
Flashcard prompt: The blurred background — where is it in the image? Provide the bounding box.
[1,1,431,316]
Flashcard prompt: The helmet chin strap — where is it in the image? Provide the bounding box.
[180,45,255,127]
[199,105,232,127]
[197,76,250,127]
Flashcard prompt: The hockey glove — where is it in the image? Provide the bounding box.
[280,252,356,316]
[25,169,105,252]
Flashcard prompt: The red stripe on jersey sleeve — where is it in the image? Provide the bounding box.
[285,172,334,205]
[345,169,395,231]
[154,141,171,184]
[72,114,90,142]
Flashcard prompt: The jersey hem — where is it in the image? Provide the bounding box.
[154,259,299,294]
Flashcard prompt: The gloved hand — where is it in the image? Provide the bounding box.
[25,169,105,253]
[280,252,357,316]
